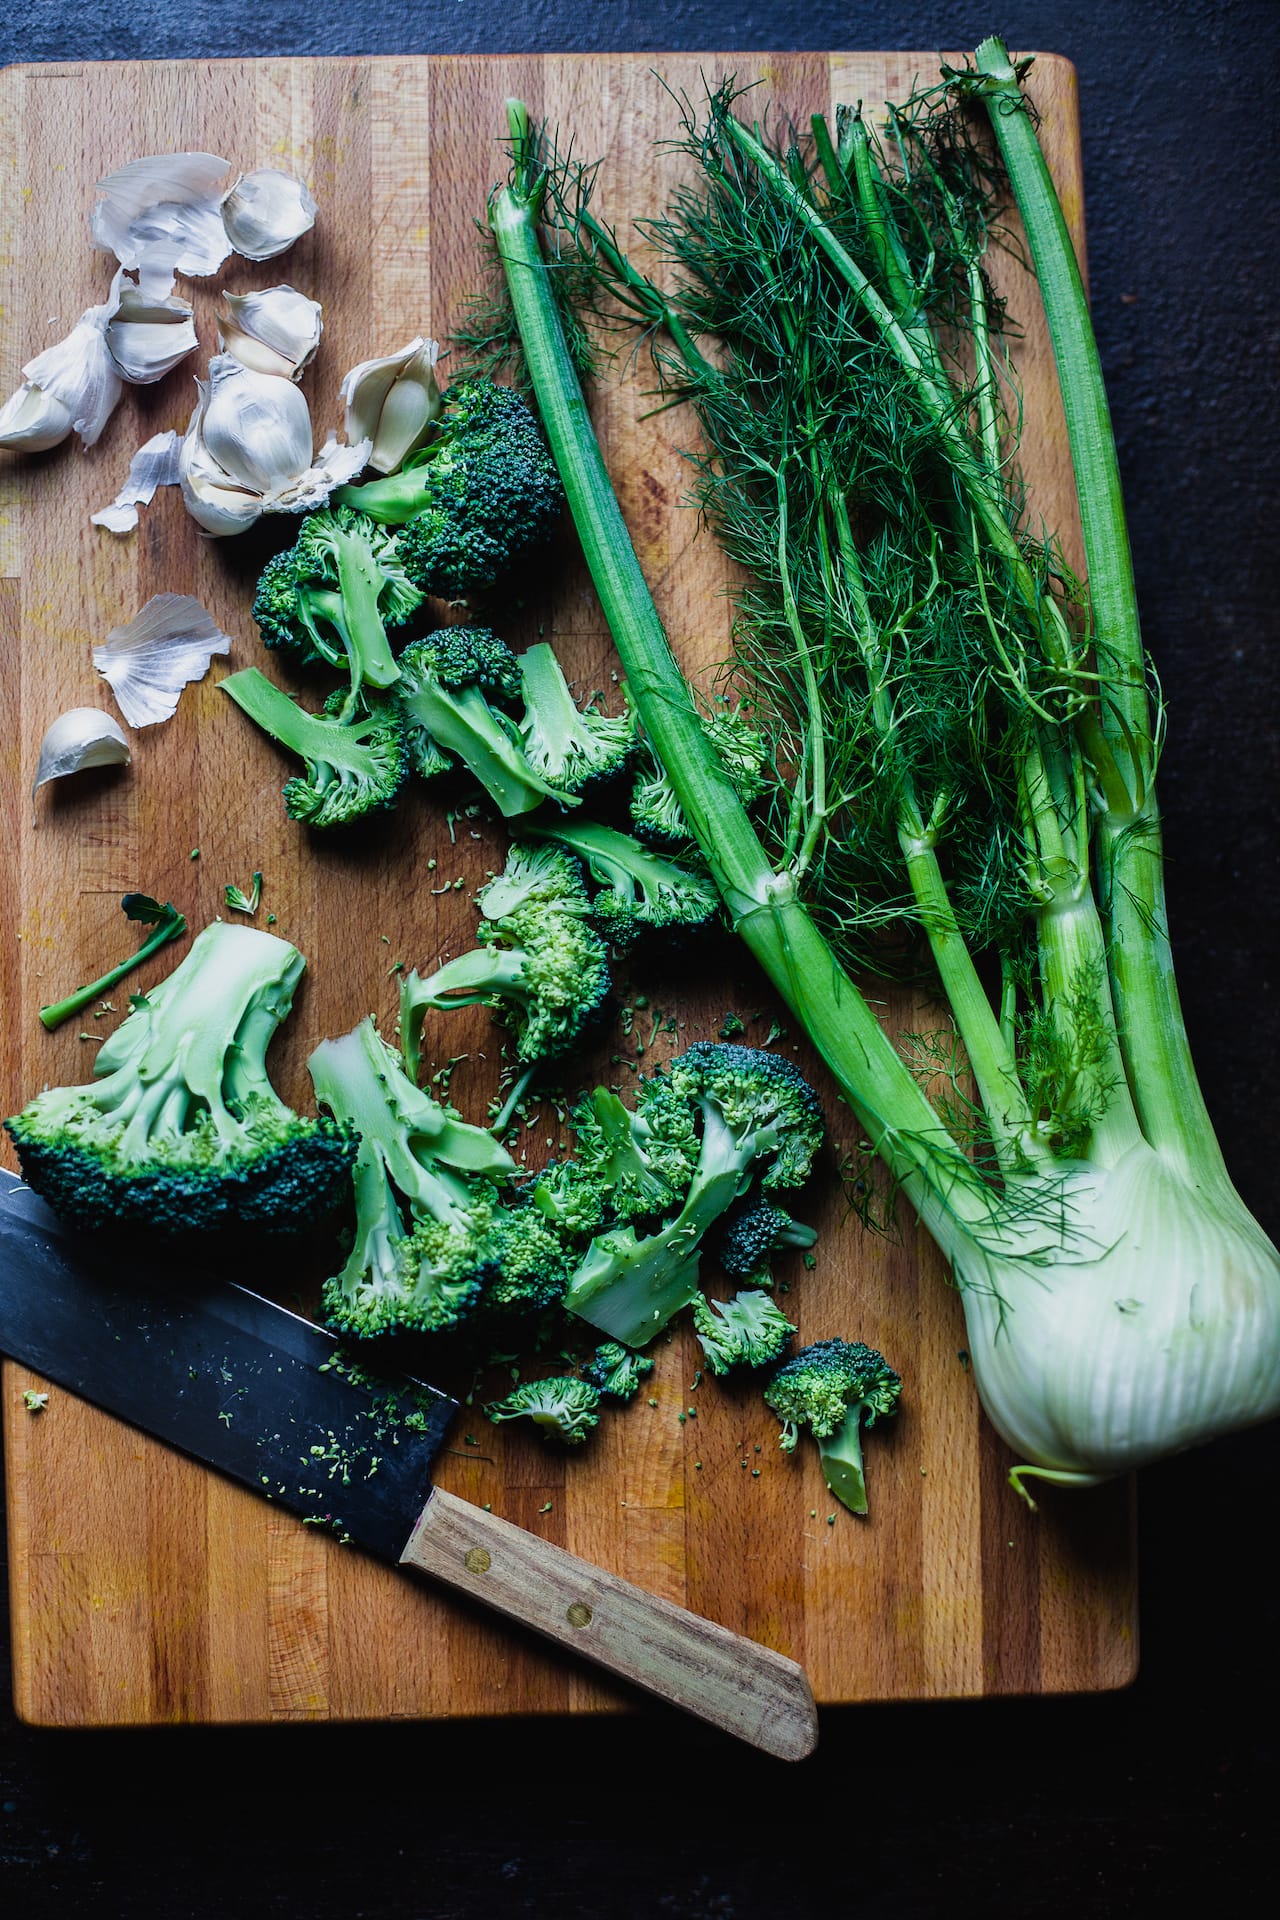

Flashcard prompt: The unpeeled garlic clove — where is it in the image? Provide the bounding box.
[0,297,124,451]
[220,169,317,261]
[341,336,441,474]
[91,152,237,300]
[217,285,323,380]
[104,270,199,384]
[32,708,130,822]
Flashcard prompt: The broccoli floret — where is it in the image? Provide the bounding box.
[335,379,565,598]
[221,667,409,829]
[395,628,574,816]
[762,1339,902,1515]
[580,1340,654,1401]
[485,1375,601,1445]
[692,1290,796,1375]
[475,842,592,922]
[529,1158,609,1241]
[630,707,769,849]
[716,1200,819,1287]
[7,923,355,1237]
[474,1201,577,1332]
[308,1016,517,1339]
[568,1084,698,1223]
[400,908,611,1071]
[252,506,422,719]
[516,643,635,798]
[525,820,720,947]
[563,1044,825,1347]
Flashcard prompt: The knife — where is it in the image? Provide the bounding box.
[0,1177,817,1759]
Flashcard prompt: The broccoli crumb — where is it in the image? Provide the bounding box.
[22,1390,49,1413]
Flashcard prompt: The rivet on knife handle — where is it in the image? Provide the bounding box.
[402,1486,818,1760]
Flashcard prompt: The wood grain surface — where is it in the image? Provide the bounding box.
[0,50,1137,1727]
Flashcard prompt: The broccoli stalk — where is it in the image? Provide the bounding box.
[8,923,355,1236]
[395,628,574,816]
[308,1016,517,1339]
[524,820,720,944]
[400,908,611,1073]
[38,893,187,1032]
[692,1290,796,1374]
[763,1340,902,1515]
[516,642,634,797]
[563,1044,824,1348]
[485,1375,602,1445]
[221,668,409,829]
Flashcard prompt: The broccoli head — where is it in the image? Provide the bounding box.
[395,628,573,817]
[715,1200,819,1288]
[485,1375,601,1445]
[222,668,409,830]
[563,1044,825,1348]
[516,643,635,799]
[473,1202,578,1334]
[475,842,592,923]
[7,923,355,1237]
[400,907,611,1071]
[335,378,565,599]
[525,820,720,947]
[692,1290,796,1375]
[762,1339,902,1515]
[579,1340,654,1401]
[630,706,769,849]
[252,506,422,719]
[308,1017,517,1339]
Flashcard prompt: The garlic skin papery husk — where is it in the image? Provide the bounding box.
[178,355,369,535]
[32,708,130,821]
[91,152,237,300]
[0,297,123,452]
[938,1141,1280,1494]
[104,270,199,384]
[217,286,322,380]
[219,170,318,261]
[341,336,441,474]
[93,592,234,726]
[92,429,184,535]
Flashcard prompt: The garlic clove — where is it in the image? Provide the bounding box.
[197,354,315,497]
[341,337,442,474]
[93,592,234,727]
[104,271,199,384]
[178,399,265,536]
[16,298,124,449]
[0,380,76,452]
[92,429,184,535]
[220,169,317,261]
[91,152,237,299]
[32,708,130,822]
[217,285,323,380]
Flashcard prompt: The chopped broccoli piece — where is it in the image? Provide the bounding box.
[630,707,768,849]
[224,872,264,917]
[308,1016,516,1339]
[563,1044,825,1347]
[516,642,635,798]
[485,1374,601,1445]
[400,907,611,1071]
[475,842,592,922]
[252,506,422,719]
[8,923,355,1237]
[568,1083,698,1223]
[525,820,720,946]
[395,627,573,816]
[580,1340,654,1401]
[222,668,409,829]
[39,893,187,1033]
[529,1158,610,1241]
[716,1200,819,1287]
[692,1289,796,1375]
[763,1339,902,1515]
[335,378,565,598]
[474,1201,577,1332]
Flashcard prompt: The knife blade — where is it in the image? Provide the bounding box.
[0,1177,817,1759]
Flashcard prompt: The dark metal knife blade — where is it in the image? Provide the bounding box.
[0,1178,817,1758]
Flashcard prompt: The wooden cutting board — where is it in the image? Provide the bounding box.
[0,50,1136,1727]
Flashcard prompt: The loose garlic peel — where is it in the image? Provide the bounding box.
[92,430,184,535]
[217,286,323,380]
[32,709,130,823]
[91,153,317,300]
[93,593,234,727]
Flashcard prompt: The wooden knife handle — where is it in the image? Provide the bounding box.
[401,1486,817,1760]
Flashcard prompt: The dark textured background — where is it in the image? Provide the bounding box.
[1,3,1276,1912]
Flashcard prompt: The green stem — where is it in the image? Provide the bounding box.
[973,35,1222,1179]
